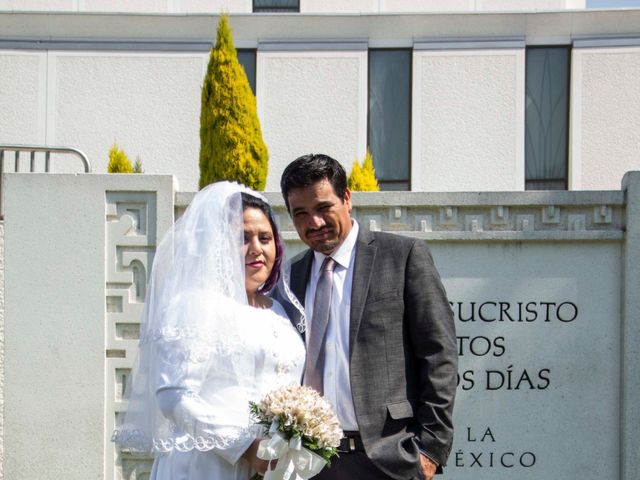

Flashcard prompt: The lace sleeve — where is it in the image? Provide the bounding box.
[150,292,258,461]
[155,383,255,464]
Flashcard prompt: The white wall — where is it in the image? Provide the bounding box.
[0,0,585,13]
[303,0,474,13]
[0,51,46,147]
[571,45,640,190]
[476,0,585,11]
[257,48,368,191]
[0,49,206,187]
[0,0,252,13]
[1,9,639,192]
[412,47,525,191]
[51,51,204,186]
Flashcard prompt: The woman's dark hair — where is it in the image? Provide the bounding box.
[241,192,283,293]
[280,154,348,212]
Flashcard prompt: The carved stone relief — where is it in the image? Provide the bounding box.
[105,192,156,480]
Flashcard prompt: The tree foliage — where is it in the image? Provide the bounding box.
[107,143,133,173]
[133,156,144,173]
[348,150,379,191]
[199,15,268,190]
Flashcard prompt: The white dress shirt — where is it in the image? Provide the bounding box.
[304,220,359,431]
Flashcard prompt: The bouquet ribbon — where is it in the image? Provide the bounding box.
[257,426,327,480]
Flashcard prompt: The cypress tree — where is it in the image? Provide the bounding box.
[348,150,380,191]
[199,15,268,190]
[107,142,133,173]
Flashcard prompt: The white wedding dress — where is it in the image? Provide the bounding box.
[149,298,305,480]
[111,182,307,480]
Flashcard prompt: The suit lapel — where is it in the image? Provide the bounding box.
[349,229,377,355]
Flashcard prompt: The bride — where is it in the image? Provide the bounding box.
[112,182,306,479]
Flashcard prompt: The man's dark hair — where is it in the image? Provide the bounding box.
[240,192,283,293]
[280,154,348,212]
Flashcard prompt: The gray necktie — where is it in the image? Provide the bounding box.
[304,256,336,395]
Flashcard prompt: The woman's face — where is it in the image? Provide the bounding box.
[242,207,276,295]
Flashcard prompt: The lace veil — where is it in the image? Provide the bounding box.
[112,181,297,454]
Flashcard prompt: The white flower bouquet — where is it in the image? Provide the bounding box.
[249,384,343,480]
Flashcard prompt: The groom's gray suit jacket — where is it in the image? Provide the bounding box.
[278,228,457,480]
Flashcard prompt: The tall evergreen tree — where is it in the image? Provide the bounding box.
[348,150,380,191]
[199,15,268,190]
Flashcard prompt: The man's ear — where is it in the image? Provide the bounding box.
[285,197,292,217]
[344,188,352,211]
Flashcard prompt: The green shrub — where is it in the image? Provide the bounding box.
[133,156,144,174]
[198,15,268,190]
[348,150,379,191]
[107,143,133,173]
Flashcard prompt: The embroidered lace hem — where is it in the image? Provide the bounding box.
[112,427,253,453]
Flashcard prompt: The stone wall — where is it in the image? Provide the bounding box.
[0,221,4,480]
[1,172,639,479]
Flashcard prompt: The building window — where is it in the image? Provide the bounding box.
[368,49,412,191]
[525,46,570,190]
[253,0,299,12]
[237,49,256,95]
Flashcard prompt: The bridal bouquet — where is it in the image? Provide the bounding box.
[249,385,343,480]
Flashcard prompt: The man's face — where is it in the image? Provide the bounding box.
[287,179,353,255]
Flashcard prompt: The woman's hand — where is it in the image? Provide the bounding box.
[242,438,276,475]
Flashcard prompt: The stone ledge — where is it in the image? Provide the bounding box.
[280,230,624,242]
[177,190,625,208]
[177,191,627,241]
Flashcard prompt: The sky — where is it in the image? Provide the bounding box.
[587,0,640,7]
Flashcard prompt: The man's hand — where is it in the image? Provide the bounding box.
[419,454,437,480]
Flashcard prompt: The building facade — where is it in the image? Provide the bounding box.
[1,1,639,192]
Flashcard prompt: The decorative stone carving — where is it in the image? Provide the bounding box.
[362,214,383,232]
[568,214,587,231]
[105,192,156,480]
[516,214,535,232]
[594,205,613,224]
[415,214,434,232]
[464,215,484,232]
[439,206,459,227]
[490,206,509,227]
[258,197,624,242]
[542,205,561,224]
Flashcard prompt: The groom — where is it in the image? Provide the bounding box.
[278,154,457,480]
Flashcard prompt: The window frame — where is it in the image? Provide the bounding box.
[252,0,300,12]
[524,45,571,191]
[236,48,257,95]
[367,47,413,191]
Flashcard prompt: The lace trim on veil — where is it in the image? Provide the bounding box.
[280,265,307,333]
